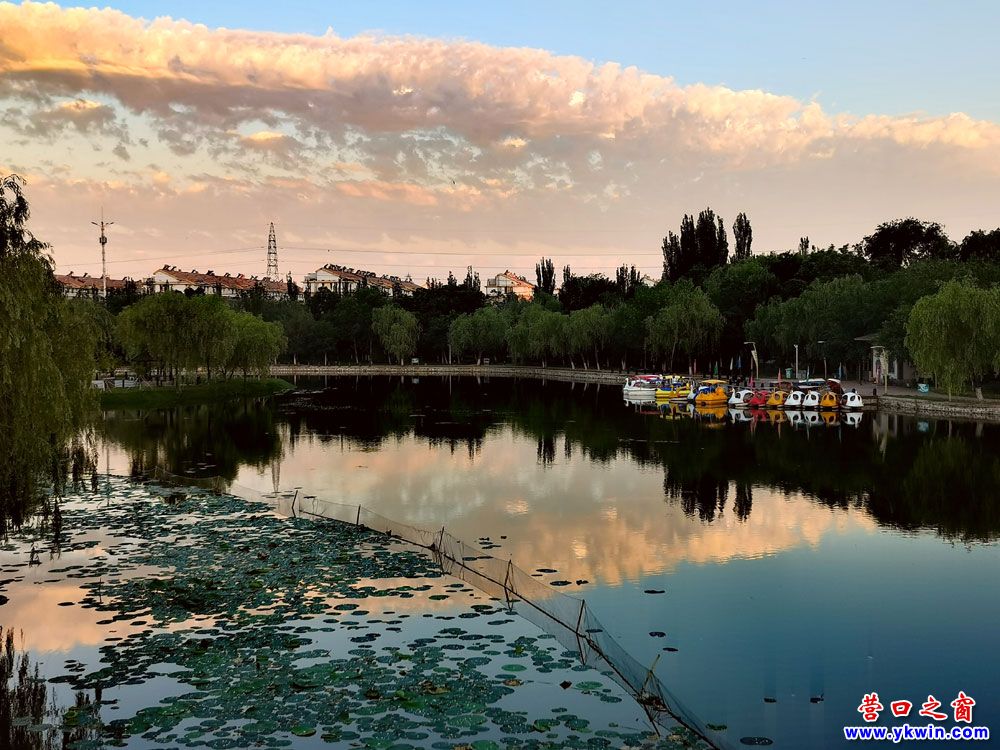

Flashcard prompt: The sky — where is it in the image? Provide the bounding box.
[2,0,999,282]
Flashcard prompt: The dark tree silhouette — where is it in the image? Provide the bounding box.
[716,216,729,265]
[959,228,1000,262]
[679,214,697,274]
[661,231,681,281]
[615,264,642,298]
[462,266,480,292]
[535,257,556,294]
[859,218,955,269]
[733,212,753,261]
[663,208,730,281]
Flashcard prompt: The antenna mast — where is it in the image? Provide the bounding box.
[266,222,278,279]
[91,209,113,297]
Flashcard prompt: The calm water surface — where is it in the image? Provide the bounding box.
[96,376,1000,748]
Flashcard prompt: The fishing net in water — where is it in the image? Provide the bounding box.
[147,466,726,749]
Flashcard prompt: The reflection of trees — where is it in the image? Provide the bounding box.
[0,627,103,750]
[1,628,51,750]
[734,483,753,522]
[893,437,1000,542]
[2,437,95,535]
[105,376,1000,542]
[98,400,282,481]
[537,436,556,466]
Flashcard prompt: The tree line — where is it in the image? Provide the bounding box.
[75,203,1000,397]
[197,209,998,397]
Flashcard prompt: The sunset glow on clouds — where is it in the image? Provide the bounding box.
[2,1,999,280]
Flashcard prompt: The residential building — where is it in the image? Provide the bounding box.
[485,270,536,300]
[303,264,422,296]
[55,272,129,298]
[148,266,288,298]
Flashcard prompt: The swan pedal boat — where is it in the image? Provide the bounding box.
[693,380,729,407]
[728,388,755,407]
[656,379,692,400]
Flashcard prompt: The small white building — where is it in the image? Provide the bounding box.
[485,270,536,300]
[303,264,422,296]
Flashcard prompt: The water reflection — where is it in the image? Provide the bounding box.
[97,378,1000,547]
[89,378,1000,747]
[97,402,282,484]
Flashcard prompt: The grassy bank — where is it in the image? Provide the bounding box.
[99,377,294,409]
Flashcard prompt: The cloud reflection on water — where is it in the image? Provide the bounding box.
[226,426,877,587]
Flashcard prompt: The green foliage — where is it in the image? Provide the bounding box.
[745,275,878,366]
[118,293,286,380]
[565,304,612,368]
[448,306,506,363]
[372,305,421,364]
[0,174,98,519]
[704,259,778,357]
[188,295,236,379]
[227,315,286,378]
[645,282,723,370]
[905,280,1000,397]
[506,304,566,365]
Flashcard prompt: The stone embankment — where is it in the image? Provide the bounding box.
[878,394,1000,422]
[271,363,628,385]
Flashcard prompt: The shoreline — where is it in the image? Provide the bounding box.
[271,363,629,385]
[878,393,1000,423]
[271,364,1000,422]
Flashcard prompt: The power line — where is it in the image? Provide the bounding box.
[83,246,264,265]
[282,245,664,257]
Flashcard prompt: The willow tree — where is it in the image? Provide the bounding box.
[372,305,421,364]
[227,314,286,380]
[566,304,612,369]
[448,306,505,364]
[645,281,723,371]
[905,279,1000,399]
[0,175,98,525]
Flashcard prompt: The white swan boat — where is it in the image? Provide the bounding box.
[841,392,865,410]
[802,390,821,408]
[728,388,755,407]
[784,390,805,409]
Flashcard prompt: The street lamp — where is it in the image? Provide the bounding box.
[743,341,759,383]
[817,340,827,380]
[793,344,799,381]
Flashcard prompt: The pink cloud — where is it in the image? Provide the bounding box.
[1,2,999,281]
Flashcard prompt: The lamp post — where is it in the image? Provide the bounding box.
[793,344,799,381]
[817,340,827,380]
[743,341,759,383]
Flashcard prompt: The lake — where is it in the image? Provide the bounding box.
[10,375,1000,748]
